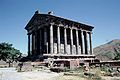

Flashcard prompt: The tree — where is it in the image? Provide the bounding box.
[0,42,22,67]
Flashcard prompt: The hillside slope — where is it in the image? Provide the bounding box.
[93,39,120,61]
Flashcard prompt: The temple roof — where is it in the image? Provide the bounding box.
[25,11,94,31]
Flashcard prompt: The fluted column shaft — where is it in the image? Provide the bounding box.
[28,34,30,56]
[89,32,92,55]
[44,28,47,45]
[84,31,88,54]
[44,28,47,53]
[64,28,67,54]
[50,24,54,54]
[76,30,79,55]
[70,28,73,55]
[57,26,60,54]
[80,30,83,54]
[32,33,35,55]
[35,32,38,55]
[39,29,42,55]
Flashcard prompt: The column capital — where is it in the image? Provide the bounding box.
[50,22,54,26]
[80,29,83,32]
[88,31,93,34]
[27,33,31,35]
[65,25,69,28]
[64,26,67,29]
[75,28,78,31]
[70,27,73,30]
[83,30,87,32]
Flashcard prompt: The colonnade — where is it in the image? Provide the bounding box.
[28,24,93,56]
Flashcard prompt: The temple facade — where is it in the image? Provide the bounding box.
[25,11,95,61]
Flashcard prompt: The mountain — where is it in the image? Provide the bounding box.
[93,39,120,61]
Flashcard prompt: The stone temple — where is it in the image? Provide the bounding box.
[25,11,96,66]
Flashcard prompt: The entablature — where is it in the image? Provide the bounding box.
[25,11,94,34]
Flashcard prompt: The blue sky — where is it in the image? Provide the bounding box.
[0,0,120,54]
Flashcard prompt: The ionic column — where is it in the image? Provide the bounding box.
[80,30,83,54]
[44,27,47,53]
[46,42,48,54]
[70,28,73,55]
[39,29,42,55]
[64,28,67,54]
[32,34,33,55]
[76,30,79,55]
[28,34,30,56]
[84,31,88,54]
[35,32,38,55]
[57,26,60,54]
[50,24,54,54]
[32,33,35,55]
[89,32,92,55]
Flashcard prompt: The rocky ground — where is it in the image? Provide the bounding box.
[0,68,60,80]
[1,67,120,80]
